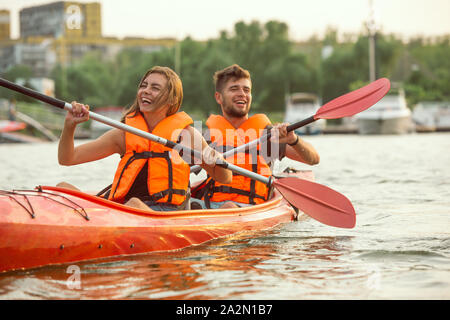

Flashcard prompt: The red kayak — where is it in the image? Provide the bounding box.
[0,120,26,133]
[0,171,313,273]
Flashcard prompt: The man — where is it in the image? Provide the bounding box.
[196,64,319,209]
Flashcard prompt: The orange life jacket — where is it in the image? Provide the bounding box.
[108,111,193,206]
[203,114,272,206]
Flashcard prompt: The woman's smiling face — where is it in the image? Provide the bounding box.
[137,72,168,113]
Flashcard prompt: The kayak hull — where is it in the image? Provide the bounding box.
[1,212,292,273]
[0,171,312,273]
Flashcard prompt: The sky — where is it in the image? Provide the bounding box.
[1,0,450,41]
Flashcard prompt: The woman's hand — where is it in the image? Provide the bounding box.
[201,145,232,184]
[202,146,222,167]
[65,101,90,126]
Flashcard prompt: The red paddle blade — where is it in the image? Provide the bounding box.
[315,78,390,120]
[273,177,356,229]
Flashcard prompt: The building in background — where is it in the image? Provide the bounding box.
[0,1,175,76]
[0,41,56,76]
[20,1,101,39]
[0,10,10,40]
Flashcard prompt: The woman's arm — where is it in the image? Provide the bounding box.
[180,126,232,184]
[200,138,233,184]
[58,101,125,166]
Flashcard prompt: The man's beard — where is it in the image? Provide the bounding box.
[223,102,249,118]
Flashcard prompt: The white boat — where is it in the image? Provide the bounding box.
[355,87,414,134]
[284,93,325,135]
[412,101,450,132]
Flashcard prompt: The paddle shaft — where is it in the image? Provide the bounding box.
[0,77,271,185]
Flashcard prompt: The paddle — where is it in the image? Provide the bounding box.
[0,77,356,228]
[190,78,390,174]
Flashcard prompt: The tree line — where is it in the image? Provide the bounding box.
[2,20,449,117]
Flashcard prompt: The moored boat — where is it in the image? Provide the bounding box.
[284,93,326,135]
[0,120,32,143]
[0,170,312,273]
[355,86,414,134]
[412,101,450,132]
[0,120,26,133]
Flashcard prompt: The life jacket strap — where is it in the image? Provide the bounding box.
[111,150,180,204]
[140,188,186,202]
[96,184,112,198]
[133,151,171,160]
[202,180,267,209]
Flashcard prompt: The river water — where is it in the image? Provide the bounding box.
[0,133,449,300]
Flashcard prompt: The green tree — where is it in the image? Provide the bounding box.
[406,36,450,103]
[0,65,34,102]
[43,21,448,118]
[321,32,402,103]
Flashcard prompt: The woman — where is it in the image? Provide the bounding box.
[58,66,232,211]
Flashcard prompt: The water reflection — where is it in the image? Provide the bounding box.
[0,228,359,299]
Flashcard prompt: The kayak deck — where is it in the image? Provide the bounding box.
[0,170,312,273]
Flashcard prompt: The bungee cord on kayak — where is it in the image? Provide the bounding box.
[0,189,89,221]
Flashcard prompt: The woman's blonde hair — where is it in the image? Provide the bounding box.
[122,66,183,121]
